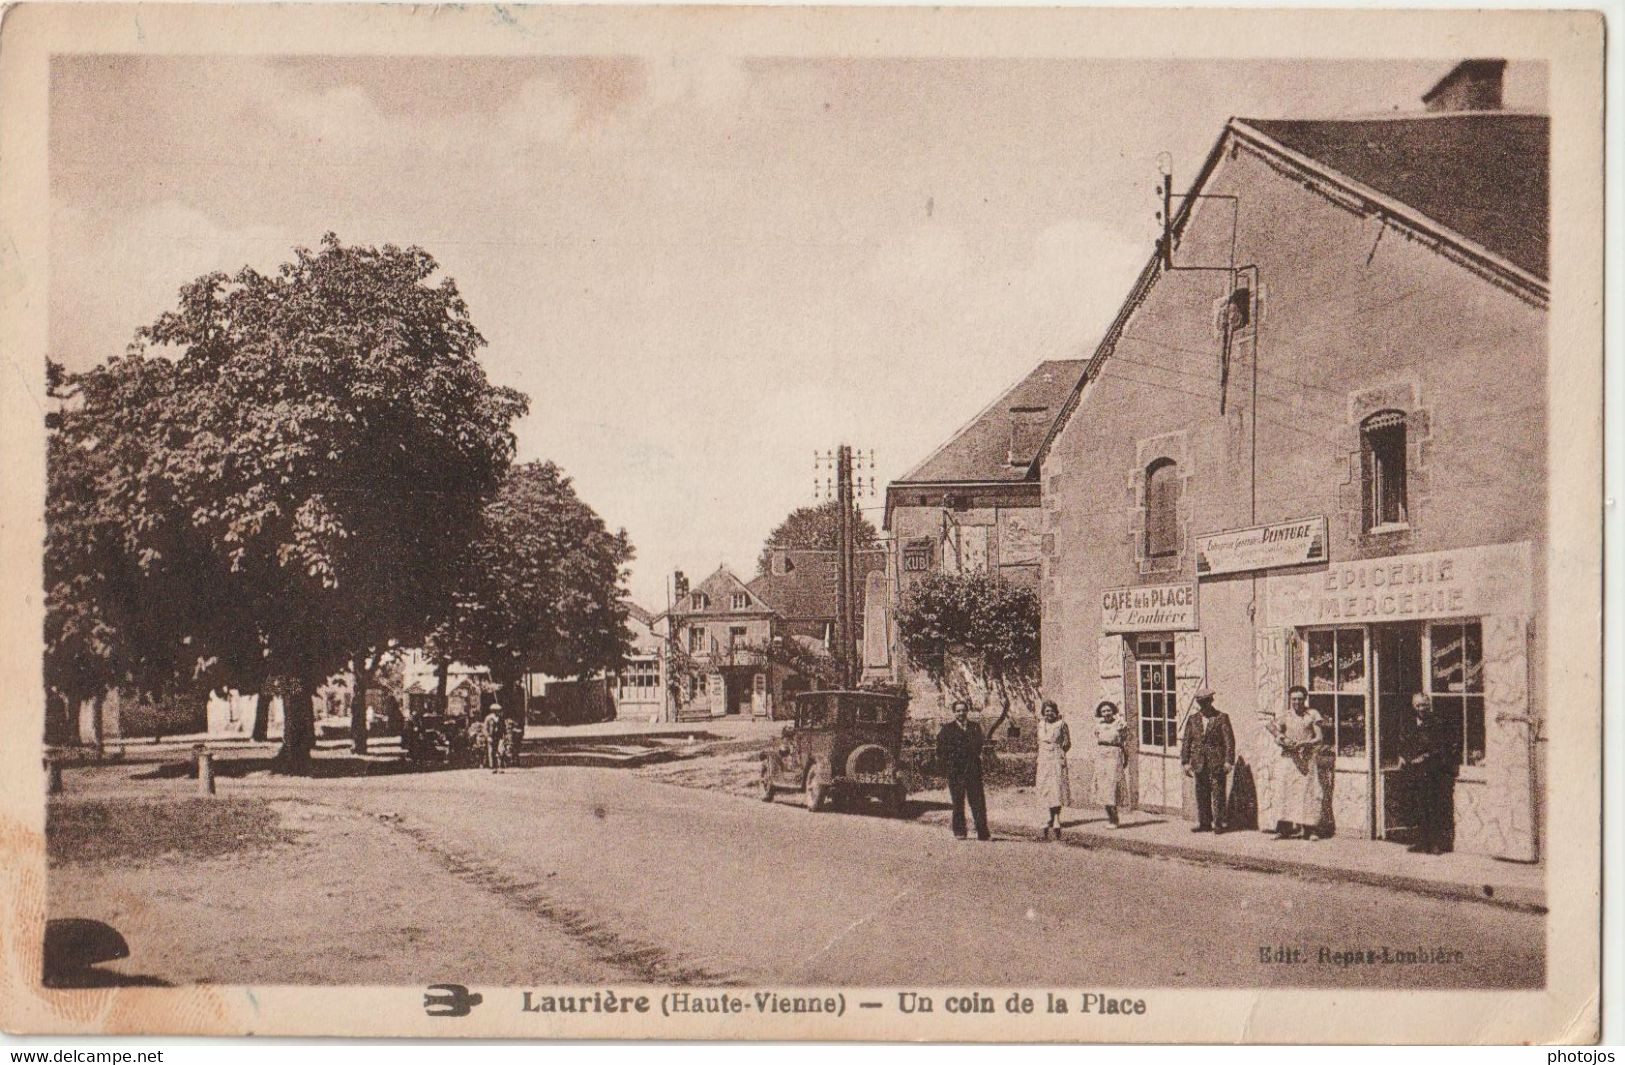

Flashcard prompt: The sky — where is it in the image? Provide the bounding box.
[49,54,1545,610]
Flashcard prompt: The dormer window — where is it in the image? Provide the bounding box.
[691,592,710,610]
[731,593,749,610]
[1007,406,1049,468]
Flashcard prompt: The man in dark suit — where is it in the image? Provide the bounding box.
[1402,692,1457,854]
[936,700,991,841]
[1180,687,1235,833]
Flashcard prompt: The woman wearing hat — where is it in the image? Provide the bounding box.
[1035,700,1072,839]
[1090,701,1129,827]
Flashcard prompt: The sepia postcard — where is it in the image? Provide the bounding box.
[0,2,1605,1044]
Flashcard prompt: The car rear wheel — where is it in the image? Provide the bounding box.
[760,768,776,803]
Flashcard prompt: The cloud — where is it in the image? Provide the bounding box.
[51,200,288,367]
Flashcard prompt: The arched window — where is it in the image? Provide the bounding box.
[1361,411,1408,530]
[1145,458,1180,560]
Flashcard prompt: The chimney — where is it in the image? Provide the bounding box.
[1422,59,1506,112]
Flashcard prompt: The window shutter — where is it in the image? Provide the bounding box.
[1097,635,1124,714]
[1173,632,1207,714]
[1479,614,1536,861]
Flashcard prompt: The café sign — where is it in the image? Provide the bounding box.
[1196,516,1328,577]
[1102,581,1199,633]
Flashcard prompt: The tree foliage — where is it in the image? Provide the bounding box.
[894,571,1041,732]
[45,235,528,768]
[755,500,878,576]
[429,461,635,696]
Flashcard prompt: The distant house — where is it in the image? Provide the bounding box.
[882,358,1085,716]
[520,602,669,725]
[608,603,667,723]
[664,552,884,720]
[666,565,780,719]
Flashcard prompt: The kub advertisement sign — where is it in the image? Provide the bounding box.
[1195,516,1328,577]
[1101,582,1198,633]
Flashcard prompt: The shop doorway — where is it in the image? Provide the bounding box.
[1373,622,1423,840]
[1128,634,1182,812]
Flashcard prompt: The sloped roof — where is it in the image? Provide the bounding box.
[676,565,774,617]
[1034,107,1550,475]
[1236,113,1548,282]
[626,602,655,626]
[747,549,885,621]
[895,359,1087,485]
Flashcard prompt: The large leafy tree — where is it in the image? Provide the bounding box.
[755,499,878,576]
[49,235,528,769]
[430,461,635,705]
[895,570,1041,736]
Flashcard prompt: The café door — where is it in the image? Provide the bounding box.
[1372,622,1422,840]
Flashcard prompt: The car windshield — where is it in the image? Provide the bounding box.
[794,693,896,728]
[797,697,835,728]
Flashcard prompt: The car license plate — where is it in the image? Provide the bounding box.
[851,772,892,785]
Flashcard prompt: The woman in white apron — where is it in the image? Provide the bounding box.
[1091,701,1129,827]
[1274,684,1327,839]
[1036,700,1072,839]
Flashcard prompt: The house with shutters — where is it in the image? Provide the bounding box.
[882,358,1085,717]
[1037,60,1547,862]
[666,551,885,719]
[666,564,783,719]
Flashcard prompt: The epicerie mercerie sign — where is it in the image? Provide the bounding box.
[1101,582,1198,633]
[1195,516,1328,577]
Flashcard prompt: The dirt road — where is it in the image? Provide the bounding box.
[48,760,1542,988]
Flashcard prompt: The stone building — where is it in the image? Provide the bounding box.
[883,359,1084,717]
[1038,61,1546,861]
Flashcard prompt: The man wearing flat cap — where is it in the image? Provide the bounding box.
[1180,687,1235,833]
[936,700,991,841]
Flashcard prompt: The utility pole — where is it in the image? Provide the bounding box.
[815,445,876,689]
[835,445,854,688]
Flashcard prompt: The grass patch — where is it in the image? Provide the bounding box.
[48,798,297,865]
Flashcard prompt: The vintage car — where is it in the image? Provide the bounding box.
[401,711,475,765]
[761,689,909,815]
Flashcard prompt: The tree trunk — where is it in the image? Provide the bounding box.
[435,659,449,712]
[985,676,1013,742]
[91,691,106,758]
[350,655,373,755]
[251,689,272,742]
[276,675,317,774]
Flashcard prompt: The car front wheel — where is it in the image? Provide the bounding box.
[805,779,826,812]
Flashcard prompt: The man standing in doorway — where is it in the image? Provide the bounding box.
[1402,692,1457,854]
[936,700,991,841]
[1181,687,1235,833]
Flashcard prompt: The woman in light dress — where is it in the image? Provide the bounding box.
[1036,699,1072,840]
[1274,684,1327,840]
[1091,700,1129,828]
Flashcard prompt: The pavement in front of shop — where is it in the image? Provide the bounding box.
[911,784,1545,913]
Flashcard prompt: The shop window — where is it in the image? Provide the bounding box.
[1361,411,1408,531]
[1145,458,1180,559]
[1134,635,1178,750]
[1305,627,1367,757]
[1428,621,1485,767]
